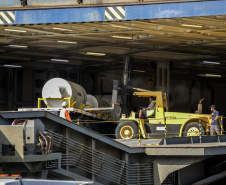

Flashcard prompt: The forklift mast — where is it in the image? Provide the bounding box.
[121,55,133,117]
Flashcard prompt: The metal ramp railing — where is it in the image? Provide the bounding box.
[47,130,155,185]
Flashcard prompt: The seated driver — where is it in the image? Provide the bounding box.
[139,96,156,119]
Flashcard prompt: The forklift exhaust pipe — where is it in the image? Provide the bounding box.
[198,98,204,114]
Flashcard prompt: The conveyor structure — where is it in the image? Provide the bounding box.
[1,111,226,184]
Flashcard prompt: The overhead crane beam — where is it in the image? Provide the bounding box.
[0,1,226,25]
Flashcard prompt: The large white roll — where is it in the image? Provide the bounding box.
[86,95,110,108]
[86,95,99,108]
[42,78,87,108]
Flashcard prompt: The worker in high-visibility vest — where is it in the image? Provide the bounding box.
[139,96,156,118]
[60,101,72,122]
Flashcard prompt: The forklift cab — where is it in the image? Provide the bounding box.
[133,90,168,123]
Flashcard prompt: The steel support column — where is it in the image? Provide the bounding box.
[156,61,170,94]
[125,152,129,184]
[41,170,48,179]
[92,138,96,181]
[65,127,70,171]
[121,55,131,116]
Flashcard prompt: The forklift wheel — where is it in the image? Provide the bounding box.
[115,121,139,139]
[183,122,204,136]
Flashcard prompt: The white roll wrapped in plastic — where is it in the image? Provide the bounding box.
[42,78,87,108]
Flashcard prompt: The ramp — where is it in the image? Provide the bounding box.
[0,111,144,153]
[2,111,226,185]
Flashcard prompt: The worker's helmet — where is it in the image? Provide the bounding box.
[62,101,67,107]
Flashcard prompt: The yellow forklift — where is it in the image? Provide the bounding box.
[115,88,221,139]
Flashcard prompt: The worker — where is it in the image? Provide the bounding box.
[209,105,220,135]
[139,96,156,119]
[60,101,72,122]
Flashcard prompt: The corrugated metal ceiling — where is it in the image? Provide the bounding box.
[0,15,226,78]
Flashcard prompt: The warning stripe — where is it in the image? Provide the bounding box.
[105,11,113,20]
[105,7,125,20]
[4,12,14,23]
[0,11,15,24]
[117,7,125,16]
[7,11,15,20]
[116,7,125,17]
[105,9,115,20]
[108,7,122,19]
[0,12,11,23]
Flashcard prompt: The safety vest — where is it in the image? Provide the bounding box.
[147,100,156,117]
[59,109,67,119]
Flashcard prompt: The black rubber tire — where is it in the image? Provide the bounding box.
[115,121,139,139]
[183,122,205,136]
